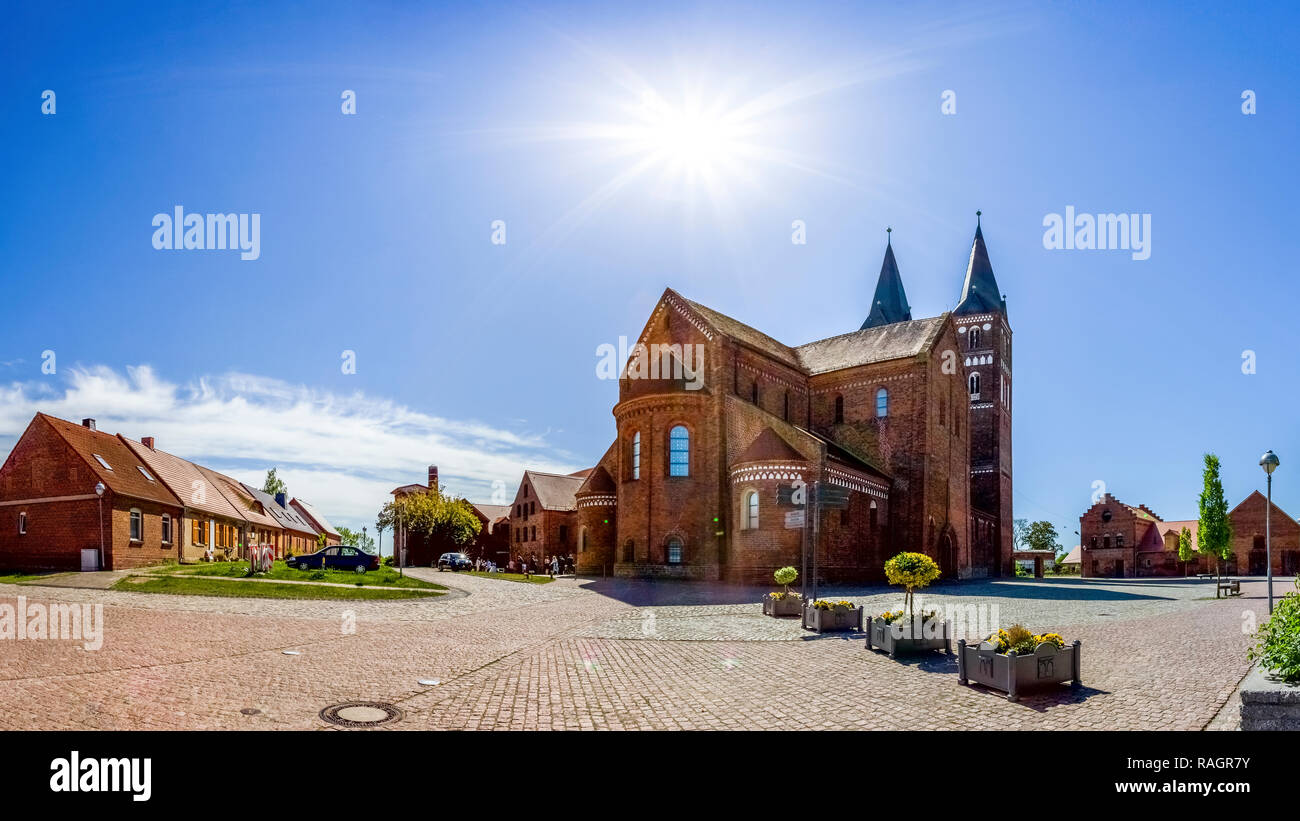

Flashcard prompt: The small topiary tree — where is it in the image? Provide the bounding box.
[773,566,798,598]
[884,552,941,619]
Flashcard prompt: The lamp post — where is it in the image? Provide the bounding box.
[362,526,367,554]
[1260,450,1280,614]
[94,482,106,571]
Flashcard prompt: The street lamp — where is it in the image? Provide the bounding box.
[94,482,106,571]
[1260,450,1280,614]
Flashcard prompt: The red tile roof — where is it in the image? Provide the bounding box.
[37,414,181,508]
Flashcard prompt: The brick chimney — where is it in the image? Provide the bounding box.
[142,436,155,450]
[427,465,438,490]
[275,492,288,509]
[81,418,96,431]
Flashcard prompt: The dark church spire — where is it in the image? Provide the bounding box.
[861,227,912,329]
[954,211,1006,316]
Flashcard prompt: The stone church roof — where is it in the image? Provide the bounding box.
[735,427,807,464]
[794,316,947,374]
[679,294,803,370]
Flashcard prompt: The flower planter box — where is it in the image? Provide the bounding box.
[762,595,804,618]
[803,603,864,633]
[957,638,1081,701]
[866,617,952,658]
[1239,664,1300,730]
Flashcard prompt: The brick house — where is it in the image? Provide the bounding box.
[0,414,183,570]
[240,483,319,557]
[199,466,283,557]
[389,466,514,565]
[1079,491,1300,577]
[290,498,341,546]
[123,436,253,563]
[566,221,1012,584]
[509,470,588,564]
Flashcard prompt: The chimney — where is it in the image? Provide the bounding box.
[82,418,96,431]
[142,436,155,450]
[275,492,287,509]
[427,465,438,490]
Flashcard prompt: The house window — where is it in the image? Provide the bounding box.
[1103,535,1111,549]
[531,526,536,541]
[783,391,790,421]
[669,425,690,477]
[18,512,26,535]
[743,491,759,529]
[1116,534,1124,548]
[969,373,980,397]
[667,538,683,564]
[129,509,143,542]
[1090,536,1098,549]
[869,500,878,531]
[93,454,113,471]
[530,501,535,516]
[632,431,641,480]
[161,514,172,545]
[834,395,844,424]
[875,388,888,418]
[192,518,206,546]
[137,466,154,481]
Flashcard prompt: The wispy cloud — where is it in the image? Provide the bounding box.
[0,365,582,532]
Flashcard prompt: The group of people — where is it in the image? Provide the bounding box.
[504,552,576,579]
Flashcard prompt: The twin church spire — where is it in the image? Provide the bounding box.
[860,213,1005,330]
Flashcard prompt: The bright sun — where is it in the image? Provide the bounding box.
[632,92,748,178]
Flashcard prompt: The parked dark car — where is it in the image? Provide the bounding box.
[288,545,381,573]
[437,552,473,571]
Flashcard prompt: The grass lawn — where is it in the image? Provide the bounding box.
[113,575,444,601]
[160,560,445,590]
[465,570,554,585]
[0,571,65,584]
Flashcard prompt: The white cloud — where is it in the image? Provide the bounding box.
[0,365,584,534]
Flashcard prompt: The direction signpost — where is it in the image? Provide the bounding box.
[776,479,851,612]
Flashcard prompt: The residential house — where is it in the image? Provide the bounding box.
[290,498,340,546]
[240,483,320,557]
[0,414,183,570]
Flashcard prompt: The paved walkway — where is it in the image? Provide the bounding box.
[0,572,1290,730]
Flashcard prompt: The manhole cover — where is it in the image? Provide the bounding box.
[240,707,261,716]
[319,701,403,728]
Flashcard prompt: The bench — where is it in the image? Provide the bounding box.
[1196,573,1214,580]
[1217,579,1241,596]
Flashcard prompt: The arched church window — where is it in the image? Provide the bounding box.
[744,491,759,529]
[875,388,888,418]
[631,431,640,480]
[969,328,981,349]
[668,426,690,477]
[834,395,844,424]
[969,373,980,397]
[666,537,683,564]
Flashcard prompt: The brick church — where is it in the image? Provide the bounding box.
[572,217,1014,583]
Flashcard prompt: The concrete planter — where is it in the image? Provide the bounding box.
[958,639,1081,701]
[762,595,804,618]
[803,603,864,633]
[867,616,953,658]
[1239,664,1300,731]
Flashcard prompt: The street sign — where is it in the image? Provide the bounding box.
[777,481,807,506]
[818,485,851,509]
[784,510,805,529]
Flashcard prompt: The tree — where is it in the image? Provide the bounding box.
[773,566,798,597]
[1177,526,1194,576]
[1023,520,1061,554]
[377,486,482,559]
[337,526,375,553]
[1197,453,1233,596]
[1012,518,1030,551]
[262,468,287,497]
[884,552,941,619]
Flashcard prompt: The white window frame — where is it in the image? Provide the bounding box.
[744,490,759,530]
[161,513,172,545]
[875,388,889,418]
[93,454,113,471]
[18,512,27,535]
[129,508,143,542]
[632,431,641,480]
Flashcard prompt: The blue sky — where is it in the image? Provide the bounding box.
[2,1,1297,548]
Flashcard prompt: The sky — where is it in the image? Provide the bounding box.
[1,1,1298,550]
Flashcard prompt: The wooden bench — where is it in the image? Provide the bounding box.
[1196,573,1214,580]
[1217,579,1241,596]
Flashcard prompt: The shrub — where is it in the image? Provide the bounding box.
[812,599,855,611]
[382,555,394,567]
[308,570,326,581]
[772,566,798,598]
[884,552,941,619]
[1249,581,1300,683]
